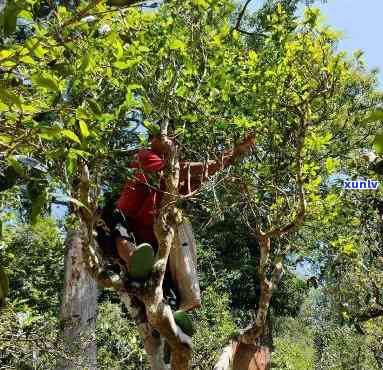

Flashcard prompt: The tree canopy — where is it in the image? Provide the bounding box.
[1,0,383,369]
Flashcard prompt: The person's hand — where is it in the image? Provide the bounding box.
[116,238,136,265]
[233,134,256,156]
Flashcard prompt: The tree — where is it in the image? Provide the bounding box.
[1,0,382,369]
[210,5,382,369]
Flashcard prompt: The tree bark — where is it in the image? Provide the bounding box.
[214,340,271,370]
[72,159,188,369]
[214,235,281,370]
[120,292,168,370]
[56,230,98,370]
[233,342,271,370]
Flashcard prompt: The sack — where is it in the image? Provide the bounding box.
[169,222,201,311]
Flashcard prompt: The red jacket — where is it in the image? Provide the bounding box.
[117,148,234,244]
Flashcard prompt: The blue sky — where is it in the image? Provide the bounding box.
[314,0,383,87]
[249,0,382,87]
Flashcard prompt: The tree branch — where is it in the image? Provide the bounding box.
[357,305,383,322]
[234,0,252,31]
[268,117,307,238]
[213,342,237,370]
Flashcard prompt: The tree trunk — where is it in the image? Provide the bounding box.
[214,335,272,370]
[56,230,98,370]
[215,235,280,370]
[70,154,191,370]
[120,292,168,370]
[233,343,270,370]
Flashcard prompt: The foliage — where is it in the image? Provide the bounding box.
[1,217,64,315]
[97,284,237,370]
[272,317,315,370]
[1,0,383,368]
[97,300,148,370]
[0,218,64,369]
[192,285,237,369]
[0,302,63,369]
[315,325,380,370]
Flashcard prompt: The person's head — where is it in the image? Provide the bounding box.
[148,131,165,155]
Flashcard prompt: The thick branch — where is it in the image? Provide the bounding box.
[234,0,252,31]
[237,240,283,346]
[236,235,272,344]
[213,342,236,370]
[357,305,383,322]
[120,293,168,370]
[134,123,191,369]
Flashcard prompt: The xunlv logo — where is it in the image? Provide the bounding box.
[343,179,380,190]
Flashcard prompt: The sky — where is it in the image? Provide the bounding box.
[314,0,383,87]
[249,0,383,87]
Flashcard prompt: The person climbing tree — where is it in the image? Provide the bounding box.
[96,130,256,312]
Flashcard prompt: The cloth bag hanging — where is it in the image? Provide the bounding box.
[169,222,201,311]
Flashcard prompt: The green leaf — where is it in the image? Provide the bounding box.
[113,40,124,60]
[127,84,141,91]
[78,120,90,138]
[38,128,61,141]
[0,50,14,60]
[325,158,339,173]
[34,46,48,59]
[69,148,90,158]
[61,129,81,144]
[0,134,12,144]
[21,104,38,113]
[75,106,89,120]
[87,99,102,115]
[363,109,383,123]
[20,55,35,64]
[113,60,138,69]
[373,133,383,155]
[80,54,91,72]
[194,0,209,9]
[18,10,33,20]
[25,39,47,59]
[32,75,60,92]
[168,39,186,51]
[1,2,19,36]
[1,60,16,68]
[65,157,76,177]
[97,113,114,123]
[0,102,9,111]
[0,88,23,108]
